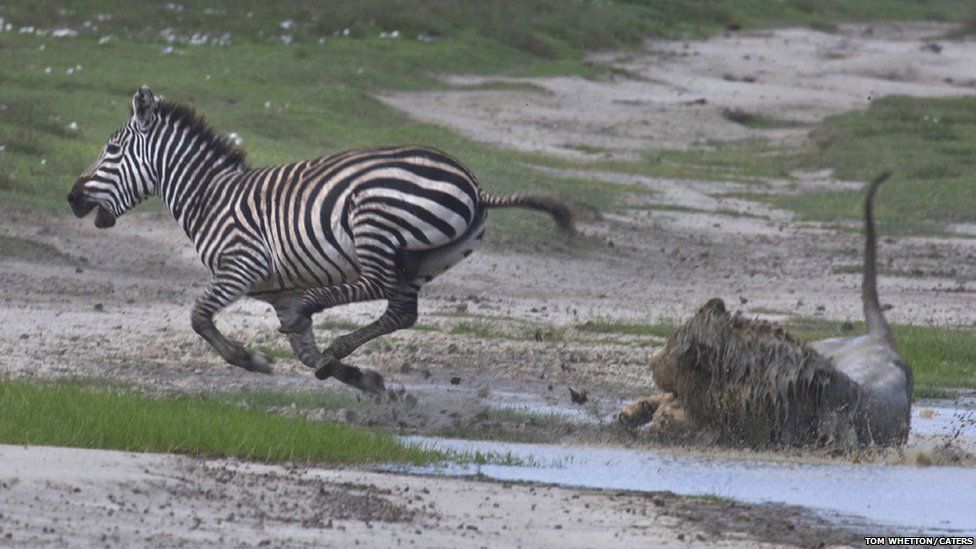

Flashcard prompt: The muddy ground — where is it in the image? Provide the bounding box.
[0,445,873,548]
[2,22,975,547]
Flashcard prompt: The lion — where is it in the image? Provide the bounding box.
[619,172,913,449]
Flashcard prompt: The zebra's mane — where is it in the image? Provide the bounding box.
[157,101,249,169]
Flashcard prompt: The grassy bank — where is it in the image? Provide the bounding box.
[0,379,439,464]
[770,95,976,236]
[1,1,973,247]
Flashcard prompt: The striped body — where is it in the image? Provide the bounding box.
[189,146,485,295]
[69,87,572,392]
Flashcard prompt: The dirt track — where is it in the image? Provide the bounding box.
[2,22,976,547]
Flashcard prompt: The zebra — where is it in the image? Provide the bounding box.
[67,86,575,393]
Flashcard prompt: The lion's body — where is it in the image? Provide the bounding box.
[619,173,912,449]
[639,299,907,449]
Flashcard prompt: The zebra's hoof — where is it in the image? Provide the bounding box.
[278,311,311,334]
[245,350,273,375]
[356,369,386,395]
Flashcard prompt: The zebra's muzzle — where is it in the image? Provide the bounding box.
[67,186,97,218]
[68,179,116,228]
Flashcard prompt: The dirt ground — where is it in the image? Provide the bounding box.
[0,445,870,548]
[2,22,975,547]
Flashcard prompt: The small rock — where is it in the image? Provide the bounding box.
[93,303,104,312]
[450,376,461,385]
[568,387,588,405]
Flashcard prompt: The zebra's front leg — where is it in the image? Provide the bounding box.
[191,266,272,374]
[272,299,325,368]
[275,278,391,393]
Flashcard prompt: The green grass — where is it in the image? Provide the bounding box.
[721,108,811,130]
[316,319,366,331]
[435,408,573,444]
[1,1,973,245]
[831,263,970,281]
[576,319,676,338]
[211,387,378,414]
[784,318,976,397]
[0,379,438,464]
[613,94,976,237]
[765,96,976,236]
[527,137,796,185]
[624,202,767,219]
[254,345,295,360]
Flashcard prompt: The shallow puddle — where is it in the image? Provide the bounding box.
[400,435,976,534]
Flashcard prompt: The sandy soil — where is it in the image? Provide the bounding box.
[0,445,864,548]
[2,21,976,548]
[380,22,976,157]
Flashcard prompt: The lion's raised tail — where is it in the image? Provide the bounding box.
[481,192,576,235]
[863,171,893,342]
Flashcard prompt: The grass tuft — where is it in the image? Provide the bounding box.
[0,380,439,465]
[576,319,675,339]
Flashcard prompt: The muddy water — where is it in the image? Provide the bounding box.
[401,436,975,534]
[395,398,976,534]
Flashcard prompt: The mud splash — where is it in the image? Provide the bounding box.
[400,435,976,534]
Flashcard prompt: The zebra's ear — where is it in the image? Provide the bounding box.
[132,85,159,131]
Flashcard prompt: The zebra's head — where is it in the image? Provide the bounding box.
[67,85,162,228]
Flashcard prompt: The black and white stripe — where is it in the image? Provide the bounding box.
[68,86,574,392]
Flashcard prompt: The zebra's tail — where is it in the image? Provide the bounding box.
[481,193,576,235]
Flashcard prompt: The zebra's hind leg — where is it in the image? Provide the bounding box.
[315,285,420,393]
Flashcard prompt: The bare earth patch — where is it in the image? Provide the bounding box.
[3,21,976,546]
[380,23,976,156]
[0,445,864,548]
